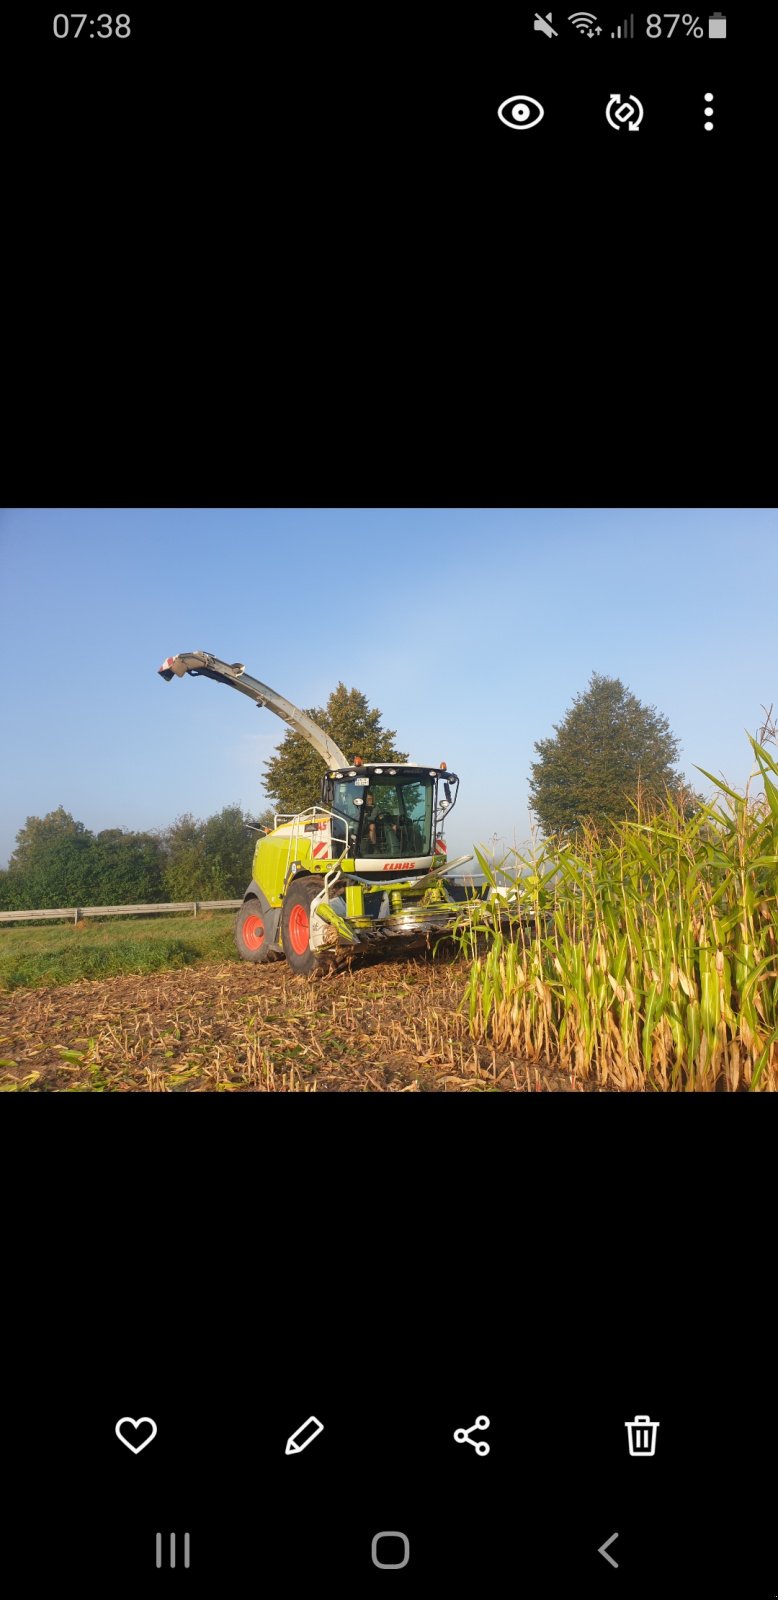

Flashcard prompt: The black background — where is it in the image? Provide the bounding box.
[25,1359,777,1590]
[5,4,769,498]
[9,6,763,145]
[9,1127,776,1594]
[3,5,775,1596]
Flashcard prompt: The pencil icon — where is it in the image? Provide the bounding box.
[285,1416,324,1455]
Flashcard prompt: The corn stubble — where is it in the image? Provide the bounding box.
[0,956,536,1092]
[457,739,778,1092]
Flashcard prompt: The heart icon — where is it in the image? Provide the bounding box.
[115,1416,158,1454]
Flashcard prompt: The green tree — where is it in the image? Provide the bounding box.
[160,813,212,901]
[8,807,89,875]
[5,808,96,908]
[262,683,408,816]
[200,804,256,895]
[160,805,255,899]
[91,829,167,904]
[528,673,691,837]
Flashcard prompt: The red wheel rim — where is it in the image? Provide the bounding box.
[289,902,309,954]
[243,913,265,951]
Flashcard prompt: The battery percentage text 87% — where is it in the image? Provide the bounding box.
[646,13,704,35]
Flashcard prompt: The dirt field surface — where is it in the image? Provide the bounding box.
[0,951,591,1092]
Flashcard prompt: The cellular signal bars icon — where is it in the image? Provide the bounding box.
[611,13,634,36]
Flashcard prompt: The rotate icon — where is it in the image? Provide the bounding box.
[606,93,644,130]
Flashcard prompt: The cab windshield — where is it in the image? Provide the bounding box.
[327,771,434,859]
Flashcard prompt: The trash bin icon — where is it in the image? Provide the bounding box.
[625,1415,660,1456]
[708,11,726,36]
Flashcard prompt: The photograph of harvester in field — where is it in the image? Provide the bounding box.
[158,651,490,975]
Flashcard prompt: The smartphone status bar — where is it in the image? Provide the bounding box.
[531,11,727,39]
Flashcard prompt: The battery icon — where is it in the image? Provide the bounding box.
[708,11,726,35]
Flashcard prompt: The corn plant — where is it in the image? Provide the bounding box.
[454,738,778,1091]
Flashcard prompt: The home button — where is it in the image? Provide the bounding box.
[371,1532,410,1569]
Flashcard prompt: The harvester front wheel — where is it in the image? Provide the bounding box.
[235,899,280,963]
[281,877,322,976]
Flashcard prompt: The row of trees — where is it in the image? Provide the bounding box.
[0,675,704,909]
[0,805,273,912]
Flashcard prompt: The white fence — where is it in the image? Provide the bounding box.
[0,900,243,925]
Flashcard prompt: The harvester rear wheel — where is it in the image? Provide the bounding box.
[235,899,280,963]
[281,876,322,976]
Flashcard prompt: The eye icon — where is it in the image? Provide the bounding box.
[498,94,544,130]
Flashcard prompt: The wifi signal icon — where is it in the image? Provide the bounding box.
[568,10,600,33]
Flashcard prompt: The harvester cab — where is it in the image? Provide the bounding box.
[158,650,477,975]
[321,761,459,870]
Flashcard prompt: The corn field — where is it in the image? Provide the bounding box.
[457,738,778,1091]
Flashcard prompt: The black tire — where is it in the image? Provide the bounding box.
[281,876,322,976]
[235,898,282,963]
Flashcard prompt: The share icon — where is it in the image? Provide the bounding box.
[454,1415,490,1456]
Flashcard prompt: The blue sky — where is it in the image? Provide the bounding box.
[1,507,775,870]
